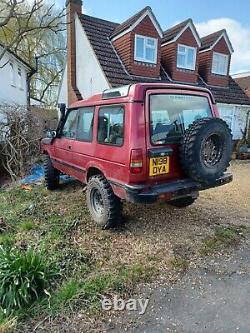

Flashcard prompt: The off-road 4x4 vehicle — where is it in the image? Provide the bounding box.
[41,83,233,229]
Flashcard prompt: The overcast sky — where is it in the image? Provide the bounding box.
[52,0,250,74]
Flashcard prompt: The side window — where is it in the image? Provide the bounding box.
[77,107,94,141]
[62,110,78,139]
[97,106,124,146]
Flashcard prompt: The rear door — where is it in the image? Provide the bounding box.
[145,89,214,183]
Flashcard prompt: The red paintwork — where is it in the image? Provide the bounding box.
[42,83,218,200]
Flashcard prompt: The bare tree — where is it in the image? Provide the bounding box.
[0,0,66,104]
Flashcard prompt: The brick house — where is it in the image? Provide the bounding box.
[58,0,250,140]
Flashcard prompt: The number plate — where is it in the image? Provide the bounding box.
[149,156,169,176]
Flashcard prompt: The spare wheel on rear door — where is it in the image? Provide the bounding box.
[180,117,232,184]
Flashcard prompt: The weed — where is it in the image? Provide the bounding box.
[18,220,34,231]
[171,257,189,271]
[200,225,246,255]
[0,246,58,313]
[0,315,16,333]
[0,234,15,247]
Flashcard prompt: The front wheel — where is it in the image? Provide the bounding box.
[168,196,197,208]
[44,155,59,190]
[86,175,122,229]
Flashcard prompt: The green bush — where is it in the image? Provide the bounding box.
[0,246,58,313]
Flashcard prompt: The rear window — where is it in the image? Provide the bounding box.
[150,94,212,144]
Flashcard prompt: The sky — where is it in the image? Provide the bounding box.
[54,0,250,74]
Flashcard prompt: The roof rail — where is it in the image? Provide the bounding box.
[102,85,131,99]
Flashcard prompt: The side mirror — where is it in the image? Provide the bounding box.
[46,129,57,138]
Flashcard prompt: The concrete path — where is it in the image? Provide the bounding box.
[107,243,250,333]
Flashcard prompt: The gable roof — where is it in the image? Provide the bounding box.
[0,42,34,71]
[200,29,234,54]
[110,6,163,41]
[162,19,201,47]
[78,13,250,106]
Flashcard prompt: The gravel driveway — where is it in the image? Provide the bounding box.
[103,160,250,333]
[16,160,249,333]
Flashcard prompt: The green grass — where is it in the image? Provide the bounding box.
[200,225,248,255]
[0,314,17,333]
[0,184,159,328]
[18,220,35,231]
[0,234,15,247]
[171,257,189,271]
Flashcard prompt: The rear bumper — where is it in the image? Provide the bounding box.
[124,173,233,204]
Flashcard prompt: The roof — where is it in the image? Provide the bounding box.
[232,72,250,79]
[234,75,250,91]
[0,42,34,71]
[70,82,216,109]
[200,29,234,53]
[110,6,163,40]
[162,19,201,46]
[162,19,190,44]
[78,13,250,106]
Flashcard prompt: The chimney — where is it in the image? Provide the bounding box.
[66,0,82,105]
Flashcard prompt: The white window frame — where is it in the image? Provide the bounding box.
[134,34,158,64]
[212,52,229,76]
[177,44,197,70]
[9,62,15,87]
[17,66,23,89]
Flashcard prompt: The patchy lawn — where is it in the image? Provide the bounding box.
[0,160,249,332]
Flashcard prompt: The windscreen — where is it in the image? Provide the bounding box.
[150,94,212,144]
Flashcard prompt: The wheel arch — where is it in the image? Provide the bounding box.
[86,166,104,182]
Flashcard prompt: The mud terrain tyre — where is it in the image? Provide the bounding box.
[169,196,197,208]
[44,156,60,190]
[180,118,232,184]
[86,175,122,229]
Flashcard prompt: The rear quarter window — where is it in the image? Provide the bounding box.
[97,105,124,146]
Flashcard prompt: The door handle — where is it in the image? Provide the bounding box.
[67,145,72,150]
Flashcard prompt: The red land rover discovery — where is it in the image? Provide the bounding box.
[41,83,233,229]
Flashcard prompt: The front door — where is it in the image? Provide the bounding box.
[52,109,80,178]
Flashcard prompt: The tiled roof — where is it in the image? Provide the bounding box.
[162,19,191,44]
[79,14,250,105]
[234,75,250,91]
[200,30,225,51]
[110,6,151,39]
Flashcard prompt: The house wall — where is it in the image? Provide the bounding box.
[198,37,231,87]
[113,15,161,78]
[0,47,29,105]
[58,16,110,106]
[58,65,68,105]
[217,103,249,140]
[161,27,199,83]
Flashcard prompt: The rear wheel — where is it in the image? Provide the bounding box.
[86,175,122,229]
[169,196,197,208]
[44,155,59,190]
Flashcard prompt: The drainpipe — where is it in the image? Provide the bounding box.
[27,56,38,108]
[244,110,250,141]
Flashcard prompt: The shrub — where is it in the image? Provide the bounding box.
[0,246,58,313]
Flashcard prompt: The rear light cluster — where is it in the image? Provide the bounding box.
[130,149,143,174]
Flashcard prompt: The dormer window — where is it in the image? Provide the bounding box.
[134,34,157,64]
[177,44,196,70]
[212,52,229,76]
